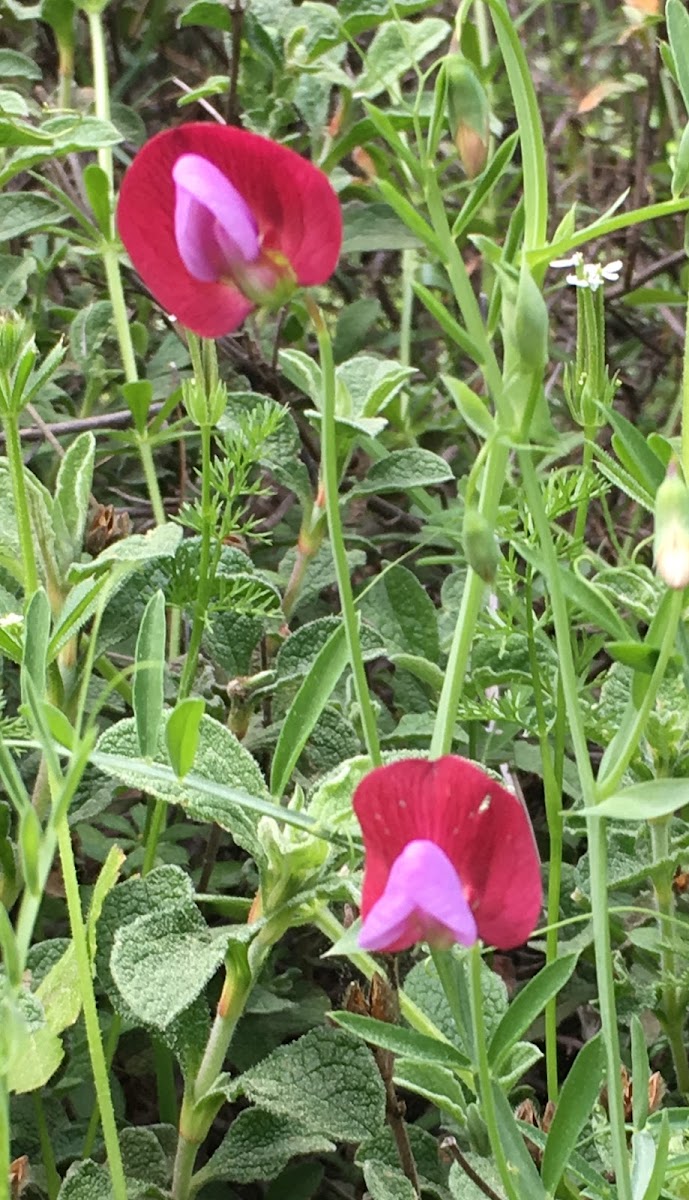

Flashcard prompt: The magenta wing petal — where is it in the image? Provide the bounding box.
[358,839,477,953]
[117,123,342,336]
[173,153,259,281]
[353,756,542,952]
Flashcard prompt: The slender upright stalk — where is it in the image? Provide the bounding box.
[313,308,381,766]
[0,1074,9,1200]
[519,448,632,1200]
[431,946,519,1200]
[431,437,509,758]
[681,284,689,484]
[650,817,689,1095]
[33,1093,61,1200]
[57,816,127,1200]
[596,592,684,800]
[87,8,167,529]
[172,937,271,1200]
[525,573,563,1101]
[178,421,213,700]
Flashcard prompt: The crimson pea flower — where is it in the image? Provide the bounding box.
[117,123,342,338]
[353,756,542,953]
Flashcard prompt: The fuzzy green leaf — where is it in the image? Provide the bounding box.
[360,563,439,663]
[236,1027,386,1142]
[53,432,95,575]
[95,713,267,859]
[350,449,453,495]
[110,900,230,1030]
[201,1109,334,1184]
[363,1161,417,1200]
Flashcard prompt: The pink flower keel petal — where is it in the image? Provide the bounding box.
[358,839,478,953]
[173,154,259,282]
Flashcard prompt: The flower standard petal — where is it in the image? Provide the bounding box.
[353,756,542,952]
[359,839,478,953]
[117,123,342,338]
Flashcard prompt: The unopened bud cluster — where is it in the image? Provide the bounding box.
[182,377,227,428]
[654,464,689,590]
[445,56,490,179]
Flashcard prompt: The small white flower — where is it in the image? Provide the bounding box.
[551,252,584,269]
[552,254,623,292]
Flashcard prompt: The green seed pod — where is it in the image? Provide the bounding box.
[672,121,689,198]
[19,806,42,897]
[445,56,490,179]
[654,465,689,590]
[463,506,499,584]
[514,264,549,374]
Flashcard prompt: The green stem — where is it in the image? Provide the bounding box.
[3,415,39,597]
[573,435,595,545]
[525,572,563,1102]
[89,11,167,528]
[518,448,632,1200]
[103,247,138,384]
[424,174,503,402]
[314,906,467,1041]
[315,312,381,766]
[650,817,689,1095]
[178,422,214,700]
[33,1092,61,1200]
[682,280,689,483]
[172,938,271,1200]
[596,591,684,799]
[57,816,127,1200]
[0,1073,9,1200]
[283,515,325,620]
[87,9,114,184]
[142,799,167,875]
[432,946,519,1200]
[431,437,509,757]
[82,1015,122,1158]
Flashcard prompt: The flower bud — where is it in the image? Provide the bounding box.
[463,506,499,583]
[654,465,689,589]
[445,57,490,179]
[182,378,227,428]
[0,311,31,374]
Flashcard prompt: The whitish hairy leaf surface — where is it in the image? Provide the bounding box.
[393,1059,466,1125]
[449,1158,505,1199]
[404,954,507,1054]
[202,1109,334,1184]
[69,522,182,579]
[111,898,230,1030]
[119,1126,172,1188]
[0,459,58,590]
[236,1027,385,1142]
[57,1158,168,1200]
[363,1161,418,1200]
[53,433,95,575]
[350,449,453,495]
[307,750,418,840]
[95,865,210,1075]
[96,713,267,860]
[357,1126,450,1195]
[276,616,383,684]
[360,563,439,662]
